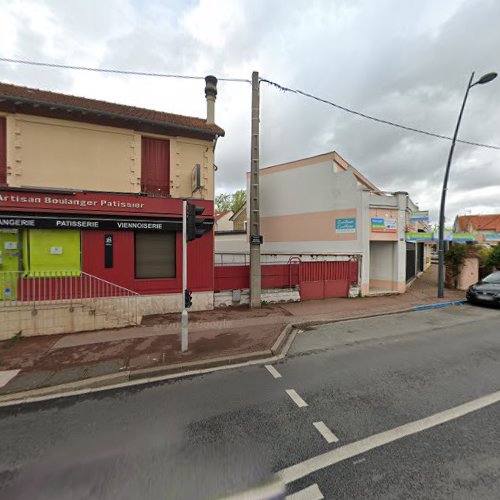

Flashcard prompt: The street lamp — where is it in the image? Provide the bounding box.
[437,71,497,298]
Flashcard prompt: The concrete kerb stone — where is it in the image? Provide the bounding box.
[289,301,467,332]
[413,300,467,311]
[270,323,293,355]
[0,372,131,404]
[290,307,414,331]
[127,350,273,381]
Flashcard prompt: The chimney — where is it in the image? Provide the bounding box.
[204,75,217,124]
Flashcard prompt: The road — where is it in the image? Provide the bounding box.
[1,304,500,499]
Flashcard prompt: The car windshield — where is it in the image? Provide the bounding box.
[483,271,500,284]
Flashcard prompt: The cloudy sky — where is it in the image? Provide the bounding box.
[1,0,499,225]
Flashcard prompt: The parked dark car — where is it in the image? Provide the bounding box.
[466,271,500,307]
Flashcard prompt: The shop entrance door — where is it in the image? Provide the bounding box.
[0,231,20,300]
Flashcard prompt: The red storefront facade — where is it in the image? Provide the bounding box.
[0,189,215,295]
[0,78,224,326]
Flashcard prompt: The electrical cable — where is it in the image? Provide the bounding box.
[0,57,251,83]
[2,57,498,150]
[260,77,500,151]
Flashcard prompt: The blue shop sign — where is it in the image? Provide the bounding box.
[335,217,356,233]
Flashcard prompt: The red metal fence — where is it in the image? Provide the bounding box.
[214,263,299,292]
[214,260,359,300]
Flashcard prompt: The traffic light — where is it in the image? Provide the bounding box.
[186,203,208,242]
[184,288,192,309]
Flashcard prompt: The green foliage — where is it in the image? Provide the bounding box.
[486,244,500,269]
[444,244,467,288]
[231,189,246,212]
[215,193,232,212]
[477,246,493,279]
[477,246,492,267]
[10,331,23,342]
[215,190,247,213]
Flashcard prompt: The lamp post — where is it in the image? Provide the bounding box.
[437,71,497,298]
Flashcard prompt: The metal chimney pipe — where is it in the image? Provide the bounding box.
[204,75,217,124]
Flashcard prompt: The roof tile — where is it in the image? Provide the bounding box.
[0,81,224,136]
[456,214,500,232]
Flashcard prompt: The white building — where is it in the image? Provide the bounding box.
[249,151,430,295]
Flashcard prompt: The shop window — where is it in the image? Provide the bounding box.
[24,230,81,276]
[135,232,176,279]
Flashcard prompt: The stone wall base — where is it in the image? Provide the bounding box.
[215,288,300,308]
[0,291,214,340]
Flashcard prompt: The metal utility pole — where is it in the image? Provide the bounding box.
[437,70,497,298]
[250,71,262,308]
[181,199,188,351]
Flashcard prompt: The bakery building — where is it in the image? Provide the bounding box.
[0,77,223,323]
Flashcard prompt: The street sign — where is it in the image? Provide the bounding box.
[250,235,263,245]
[409,210,429,223]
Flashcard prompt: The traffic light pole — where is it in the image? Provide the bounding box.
[181,200,188,352]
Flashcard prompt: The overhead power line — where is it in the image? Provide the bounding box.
[0,57,251,83]
[1,57,498,150]
[260,78,500,151]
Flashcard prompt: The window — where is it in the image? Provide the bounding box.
[135,232,176,279]
[141,137,170,195]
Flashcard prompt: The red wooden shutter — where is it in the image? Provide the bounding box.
[141,137,170,195]
[0,117,6,186]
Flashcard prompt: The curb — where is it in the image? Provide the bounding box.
[0,327,298,408]
[0,299,467,407]
[413,300,467,311]
[289,308,414,330]
[291,300,467,330]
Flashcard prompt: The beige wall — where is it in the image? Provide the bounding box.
[232,209,247,231]
[4,113,215,200]
[261,209,358,243]
[215,211,234,231]
[457,257,479,291]
[170,137,214,200]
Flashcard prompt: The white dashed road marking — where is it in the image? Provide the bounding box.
[265,365,282,379]
[313,421,339,444]
[0,369,20,388]
[222,479,285,499]
[286,389,308,408]
[278,387,500,484]
[286,483,324,500]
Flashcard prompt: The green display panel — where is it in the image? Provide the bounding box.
[26,230,81,277]
[0,230,20,300]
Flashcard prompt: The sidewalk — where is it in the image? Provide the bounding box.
[0,265,465,402]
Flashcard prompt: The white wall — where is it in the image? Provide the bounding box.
[369,241,396,281]
[215,232,247,253]
[259,161,362,216]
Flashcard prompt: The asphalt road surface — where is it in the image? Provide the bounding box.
[1,304,500,499]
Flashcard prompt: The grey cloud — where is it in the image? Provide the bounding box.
[2,0,500,222]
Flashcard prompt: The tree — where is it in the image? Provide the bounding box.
[215,190,246,213]
[215,193,232,212]
[444,244,467,289]
[231,189,246,212]
[486,244,500,270]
